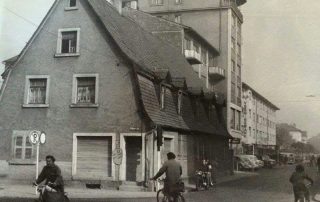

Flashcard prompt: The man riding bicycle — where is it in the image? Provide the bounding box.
[151,152,182,201]
[289,164,313,202]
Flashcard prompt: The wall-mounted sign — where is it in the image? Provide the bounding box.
[112,148,123,165]
[39,132,46,144]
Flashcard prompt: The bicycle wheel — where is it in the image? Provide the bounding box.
[174,194,185,202]
[157,189,168,202]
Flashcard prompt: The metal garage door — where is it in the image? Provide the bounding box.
[76,136,112,179]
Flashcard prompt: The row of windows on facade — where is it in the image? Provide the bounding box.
[251,98,277,115]
[25,76,96,105]
[247,127,276,140]
[244,112,276,129]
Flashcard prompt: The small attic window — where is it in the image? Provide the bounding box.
[65,0,78,11]
[70,0,76,7]
[160,85,166,110]
[177,91,183,115]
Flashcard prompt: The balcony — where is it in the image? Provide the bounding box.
[184,49,201,64]
[208,66,225,81]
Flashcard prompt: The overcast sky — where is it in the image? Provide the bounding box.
[1,0,320,137]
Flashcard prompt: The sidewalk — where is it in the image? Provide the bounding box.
[0,171,258,199]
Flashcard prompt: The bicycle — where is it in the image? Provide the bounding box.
[33,182,69,202]
[154,179,185,202]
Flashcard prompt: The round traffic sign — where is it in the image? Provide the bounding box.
[39,132,46,144]
[29,130,40,144]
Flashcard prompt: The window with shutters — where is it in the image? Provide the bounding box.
[71,74,99,107]
[56,28,80,57]
[23,75,50,107]
[12,131,34,162]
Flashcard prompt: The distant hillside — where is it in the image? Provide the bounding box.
[308,134,320,153]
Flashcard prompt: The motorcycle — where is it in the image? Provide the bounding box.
[34,182,69,202]
[195,170,210,191]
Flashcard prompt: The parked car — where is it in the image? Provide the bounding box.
[234,155,254,171]
[234,155,260,171]
[257,155,276,168]
[246,155,264,169]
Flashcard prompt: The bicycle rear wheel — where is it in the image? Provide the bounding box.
[157,189,168,202]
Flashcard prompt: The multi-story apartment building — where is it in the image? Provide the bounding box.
[242,83,279,155]
[130,0,246,149]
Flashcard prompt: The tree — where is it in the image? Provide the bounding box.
[276,125,295,150]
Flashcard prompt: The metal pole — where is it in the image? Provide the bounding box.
[35,142,40,195]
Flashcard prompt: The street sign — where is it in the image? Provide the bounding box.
[39,132,46,144]
[29,130,40,144]
[112,148,123,165]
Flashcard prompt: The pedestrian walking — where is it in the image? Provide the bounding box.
[289,164,313,202]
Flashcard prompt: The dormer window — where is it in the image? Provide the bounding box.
[177,91,183,115]
[160,85,166,110]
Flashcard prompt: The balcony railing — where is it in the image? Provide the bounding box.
[208,66,225,81]
[184,49,201,64]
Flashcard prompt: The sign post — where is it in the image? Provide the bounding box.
[29,130,46,195]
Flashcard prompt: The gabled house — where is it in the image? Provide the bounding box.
[0,0,232,189]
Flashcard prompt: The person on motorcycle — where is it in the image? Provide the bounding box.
[151,152,182,198]
[33,155,65,201]
[199,158,213,187]
[289,164,313,202]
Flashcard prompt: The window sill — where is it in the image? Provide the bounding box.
[8,159,36,165]
[22,104,49,108]
[54,53,80,58]
[70,103,99,108]
[64,7,78,11]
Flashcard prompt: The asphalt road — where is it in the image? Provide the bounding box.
[1,164,320,202]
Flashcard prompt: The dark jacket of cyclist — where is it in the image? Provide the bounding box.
[152,152,182,193]
[289,164,313,202]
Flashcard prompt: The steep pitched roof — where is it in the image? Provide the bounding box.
[138,75,230,138]
[87,0,207,91]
